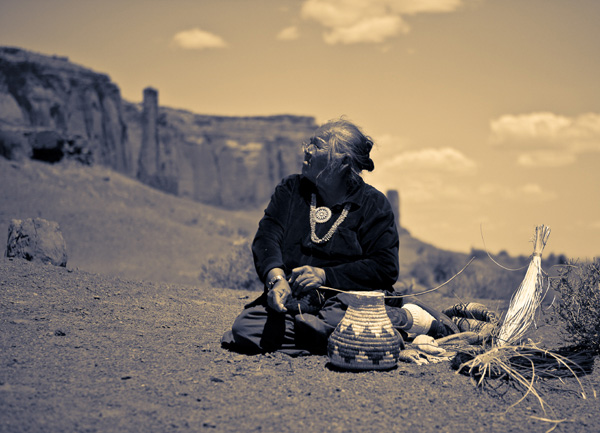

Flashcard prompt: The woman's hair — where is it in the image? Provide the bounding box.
[313,117,375,185]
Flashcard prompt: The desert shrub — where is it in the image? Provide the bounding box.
[550,259,600,354]
[408,249,529,300]
[198,237,263,291]
[445,260,526,300]
[469,248,490,260]
[409,249,465,289]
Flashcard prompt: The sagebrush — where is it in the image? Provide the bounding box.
[551,259,600,354]
[409,249,528,300]
[198,237,263,291]
[408,247,567,301]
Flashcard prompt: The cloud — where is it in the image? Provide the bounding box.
[277,26,300,41]
[516,152,577,167]
[301,0,463,44]
[477,183,557,202]
[518,183,557,200]
[381,147,477,173]
[389,0,466,14]
[172,28,227,50]
[489,112,600,167]
[371,133,410,158]
[369,146,555,207]
[365,146,476,203]
[399,177,467,202]
[323,15,408,44]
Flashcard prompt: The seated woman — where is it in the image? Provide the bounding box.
[221,118,452,356]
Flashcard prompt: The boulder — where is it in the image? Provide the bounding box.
[6,218,68,267]
[0,128,31,160]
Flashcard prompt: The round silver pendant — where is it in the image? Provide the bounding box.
[314,206,332,224]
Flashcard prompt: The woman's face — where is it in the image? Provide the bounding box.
[302,137,330,184]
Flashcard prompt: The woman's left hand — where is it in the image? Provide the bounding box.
[289,266,326,296]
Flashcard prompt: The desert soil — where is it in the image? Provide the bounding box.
[1,257,599,433]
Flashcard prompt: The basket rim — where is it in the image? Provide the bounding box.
[346,291,385,298]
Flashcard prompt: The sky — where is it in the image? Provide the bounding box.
[1,0,599,259]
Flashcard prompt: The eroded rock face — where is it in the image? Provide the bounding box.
[386,190,400,228]
[178,116,315,208]
[6,218,68,267]
[137,87,178,195]
[0,47,130,171]
[125,103,317,208]
[0,46,318,209]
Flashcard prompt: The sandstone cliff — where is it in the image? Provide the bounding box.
[124,99,316,208]
[0,47,318,209]
[0,47,131,172]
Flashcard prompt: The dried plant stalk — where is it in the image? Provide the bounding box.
[456,342,594,431]
[454,225,598,430]
[496,225,551,346]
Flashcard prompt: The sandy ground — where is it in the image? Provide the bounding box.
[1,258,599,433]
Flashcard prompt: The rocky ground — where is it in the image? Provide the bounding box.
[1,258,599,433]
[1,157,598,432]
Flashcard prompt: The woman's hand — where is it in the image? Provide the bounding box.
[289,266,326,296]
[267,279,292,313]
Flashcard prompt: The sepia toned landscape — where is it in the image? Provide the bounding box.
[1,156,599,433]
[2,1,600,432]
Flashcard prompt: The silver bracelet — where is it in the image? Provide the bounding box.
[267,275,284,290]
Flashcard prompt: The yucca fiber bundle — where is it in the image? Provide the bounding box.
[453,225,596,425]
[496,224,551,346]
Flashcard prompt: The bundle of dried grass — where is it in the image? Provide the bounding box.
[455,343,595,384]
[496,224,551,346]
[454,342,595,428]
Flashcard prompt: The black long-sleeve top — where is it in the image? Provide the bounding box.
[252,174,399,292]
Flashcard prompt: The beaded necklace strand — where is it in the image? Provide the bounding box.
[310,193,350,244]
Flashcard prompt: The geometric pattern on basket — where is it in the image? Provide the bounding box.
[327,292,402,370]
[328,326,400,370]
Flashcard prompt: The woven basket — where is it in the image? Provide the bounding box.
[327,291,402,370]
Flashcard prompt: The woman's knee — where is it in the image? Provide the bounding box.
[229,308,266,351]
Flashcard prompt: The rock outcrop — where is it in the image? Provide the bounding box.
[136,87,178,195]
[0,47,131,171]
[124,100,317,208]
[6,218,68,267]
[386,189,409,235]
[386,189,401,228]
[0,46,319,209]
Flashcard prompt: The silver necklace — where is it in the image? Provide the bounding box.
[310,194,350,244]
[313,205,332,223]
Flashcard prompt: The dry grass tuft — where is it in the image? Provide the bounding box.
[454,341,596,432]
[550,259,600,354]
